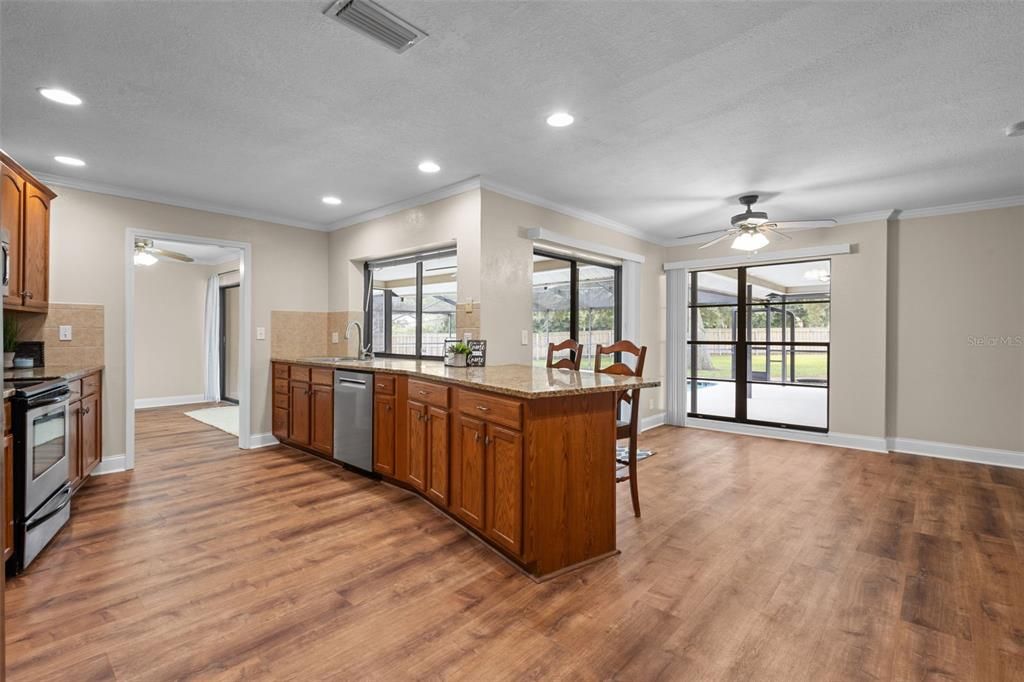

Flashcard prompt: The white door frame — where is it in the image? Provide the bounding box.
[125,228,253,470]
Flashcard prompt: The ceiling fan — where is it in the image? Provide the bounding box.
[681,195,837,251]
[133,238,195,266]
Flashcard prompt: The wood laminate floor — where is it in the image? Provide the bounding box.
[5,406,1024,680]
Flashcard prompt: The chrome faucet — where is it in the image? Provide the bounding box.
[345,320,374,360]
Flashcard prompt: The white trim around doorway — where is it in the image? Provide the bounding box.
[124,228,253,471]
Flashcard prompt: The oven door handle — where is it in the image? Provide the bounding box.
[26,487,72,530]
[28,392,71,409]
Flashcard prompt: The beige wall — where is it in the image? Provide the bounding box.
[479,190,666,419]
[133,259,207,400]
[887,206,1024,451]
[665,220,890,438]
[48,186,331,459]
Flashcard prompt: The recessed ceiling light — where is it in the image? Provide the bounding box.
[38,88,82,106]
[54,155,85,167]
[1006,120,1024,137]
[418,160,440,173]
[322,196,343,205]
[546,112,574,128]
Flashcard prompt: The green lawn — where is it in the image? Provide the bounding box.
[698,351,828,381]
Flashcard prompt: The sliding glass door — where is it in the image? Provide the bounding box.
[687,260,830,431]
[532,251,620,369]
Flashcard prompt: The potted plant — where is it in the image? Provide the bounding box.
[446,341,471,367]
[3,316,19,369]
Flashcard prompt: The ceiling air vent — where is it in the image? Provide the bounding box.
[324,0,428,54]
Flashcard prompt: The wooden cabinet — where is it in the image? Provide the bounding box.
[68,371,103,492]
[404,400,428,492]
[3,431,12,562]
[403,382,451,503]
[309,384,333,456]
[275,362,333,458]
[485,425,523,555]
[0,152,55,312]
[452,415,486,531]
[372,393,396,475]
[425,406,449,507]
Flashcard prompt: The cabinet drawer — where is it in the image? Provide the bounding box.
[290,365,311,382]
[458,391,522,431]
[311,368,333,386]
[273,363,289,379]
[273,378,289,395]
[409,379,449,409]
[273,392,288,409]
[68,379,82,402]
[81,372,100,397]
[373,374,395,395]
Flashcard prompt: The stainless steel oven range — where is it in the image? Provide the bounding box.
[10,377,72,572]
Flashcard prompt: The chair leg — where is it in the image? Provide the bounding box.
[628,435,640,517]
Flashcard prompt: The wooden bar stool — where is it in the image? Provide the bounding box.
[595,340,647,517]
[546,339,583,370]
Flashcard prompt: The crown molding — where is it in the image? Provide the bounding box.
[478,178,659,244]
[834,209,897,226]
[30,172,331,232]
[329,177,484,230]
[892,195,1024,221]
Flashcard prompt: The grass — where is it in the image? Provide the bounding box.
[697,351,828,381]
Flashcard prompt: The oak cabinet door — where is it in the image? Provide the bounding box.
[289,382,311,445]
[67,401,82,488]
[22,184,50,310]
[80,393,101,476]
[272,407,288,441]
[425,407,449,507]
[0,165,24,309]
[310,384,334,456]
[485,425,523,556]
[405,400,428,492]
[373,394,396,475]
[452,415,486,531]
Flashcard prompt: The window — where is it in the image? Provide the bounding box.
[532,251,620,370]
[687,259,830,431]
[364,249,457,359]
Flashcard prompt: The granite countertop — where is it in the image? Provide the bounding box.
[274,357,660,399]
[4,364,105,399]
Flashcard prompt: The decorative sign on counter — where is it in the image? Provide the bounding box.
[443,339,487,367]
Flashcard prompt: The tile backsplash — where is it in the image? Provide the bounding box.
[270,311,328,359]
[12,303,105,368]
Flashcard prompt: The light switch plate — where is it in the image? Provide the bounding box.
[331,331,339,344]
[59,325,72,341]
[521,329,528,345]
[256,326,266,340]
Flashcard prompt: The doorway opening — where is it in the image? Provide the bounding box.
[125,230,253,471]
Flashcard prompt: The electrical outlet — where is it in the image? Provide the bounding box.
[59,325,72,341]
[256,327,266,340]
[521,329,528,345]
[331,331,339,344]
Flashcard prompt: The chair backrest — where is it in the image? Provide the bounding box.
[546,339,582,371]
[594,340,647,378]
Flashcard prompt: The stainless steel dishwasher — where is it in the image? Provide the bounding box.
[333,369,374,472]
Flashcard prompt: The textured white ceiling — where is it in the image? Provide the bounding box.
[2,1,1022,242]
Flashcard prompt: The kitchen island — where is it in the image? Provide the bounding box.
[271,357,659,580]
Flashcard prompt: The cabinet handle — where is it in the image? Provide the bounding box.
[475,405,490,412]
[81,406,90,415]
[417,390,428,396]
[385,404,391,412]
[474,432,480,443]
[485,436,493,446]
[21,290,32,299]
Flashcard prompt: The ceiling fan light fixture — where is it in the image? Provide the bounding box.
[731,231,770,252]
[134,250,158,266]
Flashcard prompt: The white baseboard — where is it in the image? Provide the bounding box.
[91,454,128,475]
[246,432,279,449]
[640,412,666,432]
[888,437,1024,470]
[684,418,889,453]
[134,394,206,410]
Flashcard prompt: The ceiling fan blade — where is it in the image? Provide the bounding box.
[698,232,736,250]
[772,219,837,230]
[148,248,195,263]
[676,228,731,244]
[762,225,792,240]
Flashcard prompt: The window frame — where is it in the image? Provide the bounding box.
[532,249,622,365]
[686,260,831,432]
[363,247,457,360]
